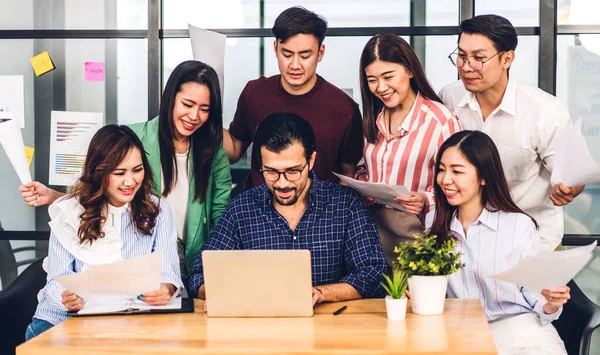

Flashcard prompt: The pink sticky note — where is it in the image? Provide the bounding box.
[85,62,104,82]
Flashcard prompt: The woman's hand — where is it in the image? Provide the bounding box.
[61,290,84,311]
[542,286,570,314]
[138,283,175,306]
[394,192,425,215]
[19,181,54,207]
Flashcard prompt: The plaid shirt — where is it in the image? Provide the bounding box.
[188,173,387,298]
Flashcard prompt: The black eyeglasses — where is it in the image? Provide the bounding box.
[260,162,309,182]
[448,49,505,71]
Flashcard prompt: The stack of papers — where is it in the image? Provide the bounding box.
[490,241,597,301]
[334,173,410,211]
[55,252,180,315]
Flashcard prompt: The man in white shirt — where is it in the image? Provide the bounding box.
[439,14,584,250]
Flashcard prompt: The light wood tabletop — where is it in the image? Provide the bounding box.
[17,299,497,354]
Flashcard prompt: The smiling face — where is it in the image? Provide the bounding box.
[261,141,316,207]
[365,59,416,110]
[171,82,211,142]
[436,146,485,213]
[105,147,145,207]
[274,33,325,95]
[457,33,514,95]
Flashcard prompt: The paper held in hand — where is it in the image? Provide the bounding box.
[333,172,410,211]
[0,113,32,184]
[55,252,180,314]
[489,241,597,302]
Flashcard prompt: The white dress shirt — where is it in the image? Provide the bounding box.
[425,208,561,325]
[439,78,572,250]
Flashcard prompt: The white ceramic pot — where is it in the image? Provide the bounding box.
[385,295,408,320]
[408,275,448,315]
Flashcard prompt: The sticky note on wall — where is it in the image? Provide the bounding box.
[85,62,104,82]
[24,146,34,167]
[30,51,56,76]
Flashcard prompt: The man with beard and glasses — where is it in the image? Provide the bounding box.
[188,113,387,306]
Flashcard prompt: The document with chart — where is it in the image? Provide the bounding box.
[49,111,103,186]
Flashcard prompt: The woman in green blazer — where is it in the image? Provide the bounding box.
[20,60,231,281]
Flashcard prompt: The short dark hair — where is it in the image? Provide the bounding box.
[253,112,316,165]
[458,14,518,52]
[272,6,328,46]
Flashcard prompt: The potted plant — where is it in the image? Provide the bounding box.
[380,269,409,320]
[395,232,464,315]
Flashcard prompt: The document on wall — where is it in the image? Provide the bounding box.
[490,241,597,302]
[0,75,25,128]
[55,252,181,315]
[188,24,226,99]
[551,118,600,187]
[0,113,32,184]
[49,111,103,186]
[333,172,410,211]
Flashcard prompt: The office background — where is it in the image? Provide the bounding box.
[0,0,598,337]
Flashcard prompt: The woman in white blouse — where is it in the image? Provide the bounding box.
[427,130,570,354]
[25,125,182,341]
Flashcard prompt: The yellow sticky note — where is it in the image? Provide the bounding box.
[30,51,56,76]
[24,146,34,168]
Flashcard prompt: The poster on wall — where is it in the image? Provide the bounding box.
[49,111,103,186]
[0,75,25,128]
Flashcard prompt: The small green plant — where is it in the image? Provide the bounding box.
[380,269,409,299]
[395,232,465,277]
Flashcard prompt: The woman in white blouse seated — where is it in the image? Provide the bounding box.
[25,125,182,341]
[427,130,570,355]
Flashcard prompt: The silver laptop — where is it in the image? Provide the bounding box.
[202,250,314,317]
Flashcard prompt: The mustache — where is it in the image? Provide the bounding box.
[274,187,295,193]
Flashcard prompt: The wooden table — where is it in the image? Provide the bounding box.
[17,299,497,354]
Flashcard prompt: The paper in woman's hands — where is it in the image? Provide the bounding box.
[0,113,32,184]
[489,241,597,302]
[334,173,410,211]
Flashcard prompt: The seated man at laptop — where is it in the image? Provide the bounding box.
[188,112,387,306]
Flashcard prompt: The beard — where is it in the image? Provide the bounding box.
[271,187,299,206]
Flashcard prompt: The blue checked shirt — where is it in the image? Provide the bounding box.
[34,198,183,326]
[188,173,387,298]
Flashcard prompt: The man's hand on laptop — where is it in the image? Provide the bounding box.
[312,287,324,306]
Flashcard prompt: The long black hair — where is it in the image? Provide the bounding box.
[360,34,441,143]
[429,130,537,241]
[158,60,223,203]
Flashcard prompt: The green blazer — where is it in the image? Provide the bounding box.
[129,117,232,274]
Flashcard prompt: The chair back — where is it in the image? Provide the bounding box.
[553,279,600,355]
[0,258,46,355]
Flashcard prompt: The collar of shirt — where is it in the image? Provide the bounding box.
[449,206,500,239]
[457,77,517,117]
[257,171,325,217]
[376,91,422,140]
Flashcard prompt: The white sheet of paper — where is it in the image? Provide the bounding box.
[490,241,597,302]
[55,252,162,304]
[0,75,25,128]
[188,24,226,100]
[0,113,32,184]
[49,111,103,186]
[551,118,600,186]
[334,172,410,211]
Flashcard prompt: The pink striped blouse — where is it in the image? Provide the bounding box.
[356,92,461,210]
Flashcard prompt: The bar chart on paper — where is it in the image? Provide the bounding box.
[49,111,103,186]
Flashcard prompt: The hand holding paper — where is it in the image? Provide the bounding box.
[490,241,597,302]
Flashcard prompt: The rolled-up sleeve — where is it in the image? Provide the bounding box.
[339,193,387,298]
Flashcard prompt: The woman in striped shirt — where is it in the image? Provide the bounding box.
[428,130,569,354]
[25,125,182,340]
[357,34,461,265]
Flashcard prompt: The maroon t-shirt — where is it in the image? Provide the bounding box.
[229,74,363,188]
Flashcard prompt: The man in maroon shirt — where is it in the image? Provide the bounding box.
[223,6,363,188]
